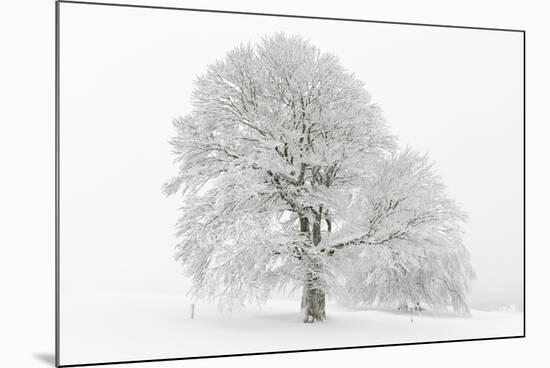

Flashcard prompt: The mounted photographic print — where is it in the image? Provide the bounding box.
[56,1,525,366]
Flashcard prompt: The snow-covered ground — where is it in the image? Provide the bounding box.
[60,291,523,366]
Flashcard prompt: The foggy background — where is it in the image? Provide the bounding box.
[59,3,523,311]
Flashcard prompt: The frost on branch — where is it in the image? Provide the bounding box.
[329,150,475,316]
[163,33,474,321]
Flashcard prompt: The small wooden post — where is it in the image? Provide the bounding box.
[190,303,195,319]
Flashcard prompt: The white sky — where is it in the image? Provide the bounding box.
[59,3,523,309]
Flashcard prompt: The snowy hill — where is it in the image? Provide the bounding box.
[60,291,523,365]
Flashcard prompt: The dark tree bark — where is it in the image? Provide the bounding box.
[301,273,326,322]
[300,211,326,323]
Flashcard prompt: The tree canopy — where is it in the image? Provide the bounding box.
[164,33,474,321]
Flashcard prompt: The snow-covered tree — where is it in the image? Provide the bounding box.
[164,33,474,322]
[329,150,475,316]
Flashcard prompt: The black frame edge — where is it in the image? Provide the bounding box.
[522,30,526,339]
[59,336,525,367]
[57,0,525,33]
[55,0,61,367]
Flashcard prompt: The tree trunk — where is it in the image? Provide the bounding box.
[300,212,326,323]
[301,276,326,322]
